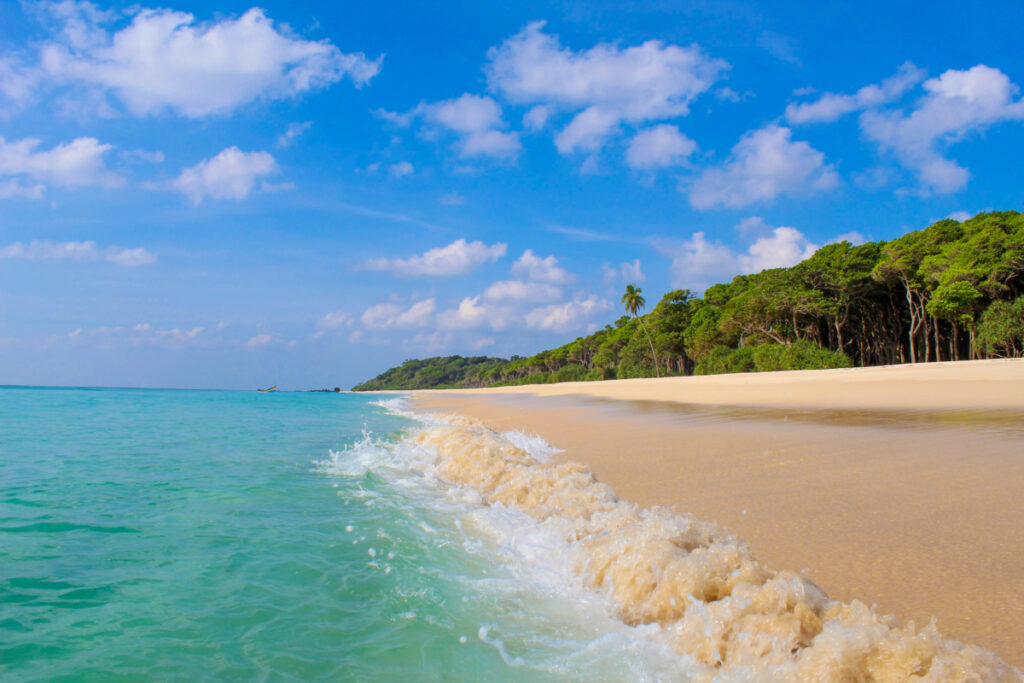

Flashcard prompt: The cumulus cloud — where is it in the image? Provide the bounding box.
[510,249,573,283]
[0,239,155,266]
[524,296,610,333]
[488,21,725,122]
[0,136,120,195]
[482,279,562,303]
[361,299,435,329]
[522,104,552,131]
[688,125,838,209]
[364,239,507,277]
[626,124,697,169]
[436,296,509,330]
[554,106,621,154]
[15,4,381,117]
[860,65,1024,193]
[740,227,819,273]
[662,218,819,291]
[172,147,279,204]
[380,94,521,160]
[486,21,726,156]
[602,259,645,285]
[785,62,925,124]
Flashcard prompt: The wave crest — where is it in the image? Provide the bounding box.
[410,417,1018,681]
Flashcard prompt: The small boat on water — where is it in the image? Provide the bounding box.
[258,386,278,393]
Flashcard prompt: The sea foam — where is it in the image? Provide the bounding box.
[365,403,1020,681]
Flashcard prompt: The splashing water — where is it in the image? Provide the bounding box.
[368,400,1020,681]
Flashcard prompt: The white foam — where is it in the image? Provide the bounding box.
[318,406,1020,680]
[500,429,563,463]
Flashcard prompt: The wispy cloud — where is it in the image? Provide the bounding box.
[0,240,155,266]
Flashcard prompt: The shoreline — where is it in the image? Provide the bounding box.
[411,359,1024,667]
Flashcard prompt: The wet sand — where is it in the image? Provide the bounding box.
[411,360,1024,667]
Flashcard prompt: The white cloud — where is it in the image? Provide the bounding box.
[510,249,573,283]
[662,231,739,291]
[740,227,819,273]
[436,296,508,330]
[715,87,742,103]
[384,93,521,160]
[364,239,507,277]
[860,65,1024,193]
[626,124,697,169]
[487,21,726,123]
[0,179,45,199]
[277,120,312,147]
[172,147,279,204]
[361,299,435,329]
[0,239,155,266]
[0,136,120,194]
[785,62,925,124]
[316,311,351,330]
[602,259,645,285]
[482,279,562,303]
[522,104,551,130]
[554,106,621,154]
[688,125,838,209]
[486,21,725,158]
[244,333,275,348]
[28,5,381,117]
[388,160,414,178]
[0,57,41,109]
[524,296,610,333]
[947,211,972,222]
[663,219,819,290]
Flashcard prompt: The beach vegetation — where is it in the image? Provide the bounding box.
[354,211,1024,389]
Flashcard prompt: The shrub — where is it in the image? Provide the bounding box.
[696,341,851,375]
[554,364,588,383]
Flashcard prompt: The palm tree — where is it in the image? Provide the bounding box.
[621,284,660,378]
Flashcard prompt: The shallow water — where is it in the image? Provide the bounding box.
[0,388,689,681]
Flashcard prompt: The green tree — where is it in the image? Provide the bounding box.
[621,284,660,378]
[977,296,1024,358]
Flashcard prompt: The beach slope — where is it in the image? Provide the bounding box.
[413,359,1024,667]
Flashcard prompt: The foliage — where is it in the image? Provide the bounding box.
[977,296,1024,358]
[353,211,1024,390]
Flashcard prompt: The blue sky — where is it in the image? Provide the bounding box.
[1,0,1022,389]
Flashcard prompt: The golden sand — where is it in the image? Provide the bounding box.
[410,359,1024,669]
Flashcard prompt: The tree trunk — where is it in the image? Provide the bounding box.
[904,283,917,364]
[637,317,661,378]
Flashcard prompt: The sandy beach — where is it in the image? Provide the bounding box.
[413,359,1024,668]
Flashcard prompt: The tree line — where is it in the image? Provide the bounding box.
[353,211,1024,390]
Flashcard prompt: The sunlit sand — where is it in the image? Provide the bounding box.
[413,359,1024,668]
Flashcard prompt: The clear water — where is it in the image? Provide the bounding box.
[0,387,678,681]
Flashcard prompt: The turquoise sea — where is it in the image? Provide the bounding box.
[0,387,680,681]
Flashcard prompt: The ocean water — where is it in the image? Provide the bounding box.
[2,387,1017,682]
[0,388,680,681]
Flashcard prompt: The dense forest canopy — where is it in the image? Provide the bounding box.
[353,211,1024,390]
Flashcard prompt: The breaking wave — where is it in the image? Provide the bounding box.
[352,400,1019,681]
